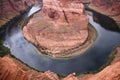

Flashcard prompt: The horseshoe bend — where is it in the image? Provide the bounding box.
[1,0,120,80]
[23,0,95,57]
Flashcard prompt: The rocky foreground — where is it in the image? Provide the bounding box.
[0,46,120,80]
[23,0,89,57]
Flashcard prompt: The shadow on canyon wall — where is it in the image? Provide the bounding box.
[86,7,120,33]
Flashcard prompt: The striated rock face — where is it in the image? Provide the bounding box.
[63,47,120,80]
[90,0,120,15]
[89,0,120,25]
[0,0,40,27]
[1,47,120,80]
[0,56,59,80]
[79,0,90,3]
[23,0,89,57]
[0,57,29,80]
[87,62,120,80]
[67,47,120,80]
[57,0,90,4]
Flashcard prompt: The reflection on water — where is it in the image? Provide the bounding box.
[27,5,41,17]
[87,9,120,32]
[3,6,120,75]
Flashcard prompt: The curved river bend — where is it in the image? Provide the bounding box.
[3,6,120,75]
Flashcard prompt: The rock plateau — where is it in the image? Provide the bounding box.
[23,0,89,57]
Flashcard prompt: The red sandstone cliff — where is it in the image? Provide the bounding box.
[23,0,89,57]
[89,0,120,25]
[1,0,120,80]
[0,56,59,80]
[0,0,40,27]
[0,47,120,80]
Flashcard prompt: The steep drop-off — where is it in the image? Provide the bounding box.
[0,0,120,80]
[23,0,89,57]
[0,0,40,27]
[0,46,120,80]
[89,0,120,26]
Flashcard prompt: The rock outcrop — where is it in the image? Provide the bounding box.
[0,46,120,80]
[1,0,120,80]
[89,0,120,26]
[23,0,89,57]
[0,56,59,80]
[79,0,90,4]
[0,0,40,27]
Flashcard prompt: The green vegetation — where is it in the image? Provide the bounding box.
[0,40,9,57]
[0,9,30,57]
[0,22,10,57]
[88,23,98,41]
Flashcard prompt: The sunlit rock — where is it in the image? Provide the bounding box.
[89,0,120,25]
[0,56,59,80]
[0,0,40,27]
[23,0,89,57]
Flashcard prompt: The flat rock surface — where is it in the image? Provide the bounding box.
[23,0,89,56]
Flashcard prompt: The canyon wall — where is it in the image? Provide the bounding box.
[0,0,120,80]
[89,0,120,26]
[0,47,120,80]
[0,0,41,27]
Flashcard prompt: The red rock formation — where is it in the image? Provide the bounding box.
[89,0,120,24]
[0,56,59,80]
[1,0,120,80]
[1,49,120,80]
[90,0,120,15]
[23,0,89,57]
[79,0,90,3]
[57,0,90,4]
[86,62,120,80]
[0,0,40,27]
[0,57,29,80]
[63,73,79,80]
[66,47,120,80]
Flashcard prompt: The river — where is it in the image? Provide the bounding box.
[3,5,120,75]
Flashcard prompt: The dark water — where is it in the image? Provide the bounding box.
[3,6,120,76]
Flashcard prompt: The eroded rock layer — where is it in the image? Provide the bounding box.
[0,46,120,80]
[0,0,40,27]
[23,0,89,57]
[0,56,59,80]
[89,0,120,25]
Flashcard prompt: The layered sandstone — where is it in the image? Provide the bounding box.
[1,47,120,80]
[79,0,90,4]
[0,0,40,27]
[89,0,120,25]
[23,0,89,57]
[57,0,90,4]
[0,56,59,80]
[66,47,120,80]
